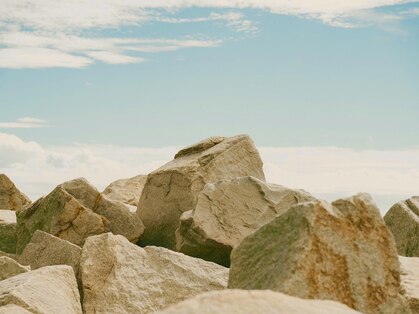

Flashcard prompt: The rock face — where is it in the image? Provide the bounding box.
[228,194,409,314]
[0,265,82,314]
[137,135,265,249]
[0,211,16,254]
[154,290,361,314]
[79,233,228,314]
[176,176,315,266]
[15,178,144,254]
[0,256,29,281]
[103,175,147,207]
[384,197,419,257]
[0,304,32,313]
[0,174,30,211]
[19,230,82,275]
[399,256,419,313]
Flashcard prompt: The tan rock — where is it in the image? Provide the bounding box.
[103,175,147,207]
[154,290,361,314]
[229,194,410,314]
[19,230,81,275]
[176,176,315,266]
[400,256,419,313]
[0,256,29,281]
[80,233,228,314]
[384,197,419,257]
[137,135,265,249]
[0,174,30,211]
[0,304,32,313]
[0,265,82,314]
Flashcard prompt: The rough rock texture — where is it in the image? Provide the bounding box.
[19,230,82,275]
[15,178,144,254]
[228,194,410,314]
[80,233,228,314]
[384,197,419,257]
[0,304,32,313]
[0,265,82,314]
[103,175,147,207]
[137,135,265,249]
[0,211,16,254]
[176,176,315,266]
[0,256,29,281]
[154,290,361,314]
[0,174,30,211]
[400,256,419,313]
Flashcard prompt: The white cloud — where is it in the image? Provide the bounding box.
[86,51,146,64]
[0,117,48,128]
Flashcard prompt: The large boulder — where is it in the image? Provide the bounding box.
[15,178,144,254]
[0,174,30,211]
[0,211,16,254]
[176,176,315,266]
[0,305,31,313]
[384,197,419,257]
[79,233,228,314]
[399,256,419,313]
[228,194,410,314]
[19,230,82,275]
[0,265,82,314]
[0,256,29,281]
[154,290,361,314]
[137,135,265,249]
[102,175,147,207]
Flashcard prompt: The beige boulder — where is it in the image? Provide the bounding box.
[176,176,315,266]
[0,256,29,281]
[137,135,265,249]
[0,265,82,314]
[0,174,30,211]
[229,194,410,314]
[79,233,228,314]
[103,175,147,207]
[19,230,82,275]
[384,197,419,257]
[154,290,361,314]
[0,304,31,313]
[400,256,419,313]
[0,211,16,254]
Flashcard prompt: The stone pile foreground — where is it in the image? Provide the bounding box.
[1,134,419,314]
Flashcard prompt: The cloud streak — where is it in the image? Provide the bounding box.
[0,118,48,128]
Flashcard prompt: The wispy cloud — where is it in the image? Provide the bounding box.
[0,118,48,129]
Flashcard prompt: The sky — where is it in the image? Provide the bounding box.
[1,0,419,213]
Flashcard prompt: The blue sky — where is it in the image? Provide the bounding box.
[1,1,419,211]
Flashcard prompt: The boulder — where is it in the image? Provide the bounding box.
[0,305,31,313]
[384,197,419,256]
[137,135,265,249]
[0,174,30,211]
[102,175,147,207]
[0,265,82,314]
[79,233,228,314]
[229,194,410,314]
[15,178,144,254]
[176,176,315,266]
[0,211,16,254]
[0,256,29,281]
[399,256,419,313]
[154,290,361,314]
[19,230,82,275]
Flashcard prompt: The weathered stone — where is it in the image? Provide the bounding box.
[80,233,228,314]
[0,265,82,314]
[137,135,265,249]
[154,290,361,314]
[384,197,419,257]
[229,194,410,314]
[400,256,419,313]
[103,175,147,207]
[19,230,82,275]
[176,176,315,266]
[0,211,16,254]
[0,304,31,313]
[16,178,144,254]
[0,174,30,211]
[0,256,29,281]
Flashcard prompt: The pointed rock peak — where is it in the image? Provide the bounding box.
[0,173,31,210]
[175,136,226,159]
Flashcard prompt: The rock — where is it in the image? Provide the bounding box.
[0,256,29,281]
[19,230,82,275]
[400,256,419,313]
[0,265,82,314]
[79,233,228,314]
[103,175,147,207]
[15,178,144,254]
[137,135,265,249]
[0,174,30,211]
[154,290,361,314]
[384,197,419,257]
[0,304,32,313]
[176,176,315,266]
[0,211,16,254]
[228,194,410,314]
